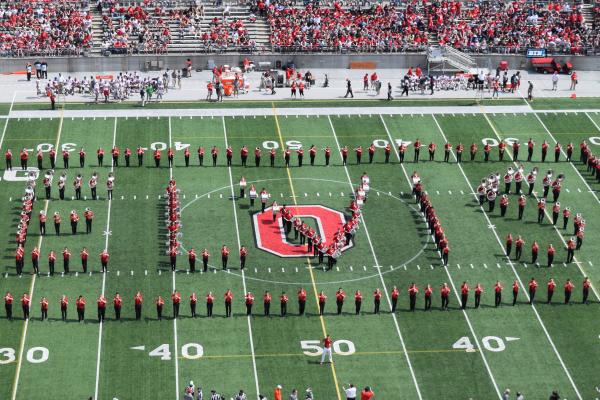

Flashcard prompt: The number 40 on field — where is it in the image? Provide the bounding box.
[453,336,520,353]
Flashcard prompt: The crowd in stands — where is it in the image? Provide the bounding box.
[257,0,599,54]
[263,1,425,52]
[99,0,256,54]
[0,0,599,56]
[0,1,93,57]
[433,1,599,54]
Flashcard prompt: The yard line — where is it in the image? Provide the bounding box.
[272,107,342,400]
[433,114,583,400]
[168,117,180,400]
[93,117,118,400]
[222,116,261,399]
[531,111,599,204]
[482,113,600,301]
[0,92,16,151]
[11,106,64,400]
[328,115,423,400]
[378,114,501,400]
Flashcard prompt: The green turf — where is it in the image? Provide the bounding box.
[9,98,527,111]
[529,97,600,110]
[0,106,599,400]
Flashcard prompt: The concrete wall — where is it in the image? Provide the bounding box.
[1,53,598,73]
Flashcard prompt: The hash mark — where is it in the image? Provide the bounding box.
[456,264,461,269]
[403,265,407,271]
[349,266,353,271]
[430,265,434,270]
[497,263,501,268]
[254,268,258,273]
[281,267,285,273]
[589,261,594,266]
[460,190,464,195]
[416,265,420,270]
[336,267,340,271]
[363,266,367,271]
[117,270,120,276]
[448,190,452,195]
[483,263,488,269]
[268,268,271,273]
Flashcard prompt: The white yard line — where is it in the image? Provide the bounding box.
[0,92,16,152]
[376,115,501,400]
[11,107,65,400]
[327,116,424,400]
[481,113,600,301]
[432,114,583,400]
[585,111,600,132]
[93,117,118,400]
[168,116,180,400]
[221,116,261,399]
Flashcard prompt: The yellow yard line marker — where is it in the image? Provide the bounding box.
[272,102,342,400]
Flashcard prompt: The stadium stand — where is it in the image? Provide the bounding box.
[0,0,93,57]
[0,0,597,57]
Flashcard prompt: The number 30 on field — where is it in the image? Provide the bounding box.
[0,347,49,364]
[300,340,355,356]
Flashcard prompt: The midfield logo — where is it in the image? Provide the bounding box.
[252,205,353,257]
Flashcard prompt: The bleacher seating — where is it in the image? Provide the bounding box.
[0,0,92,57]
[0,0,597,57]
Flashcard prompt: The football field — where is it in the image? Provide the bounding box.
[1,100,600,400]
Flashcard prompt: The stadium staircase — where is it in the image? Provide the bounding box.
[90,8,105,56]
[580,3,595,28]
[427,45,477,73]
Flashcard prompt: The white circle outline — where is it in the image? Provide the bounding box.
[177,177,430,285]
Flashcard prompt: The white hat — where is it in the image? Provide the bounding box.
[277,385,282,389]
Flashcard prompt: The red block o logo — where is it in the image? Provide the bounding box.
[253,205,353,257]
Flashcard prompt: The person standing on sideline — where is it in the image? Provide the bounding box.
[343,384,357,400]
[360,387,374,400]
[570,71,577,90]
[344,79,354,98]
[387,82,393,100]
[320,334,333,365]
[274,385,282,400]
[551,72,559,91]
[527,81,534,101]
